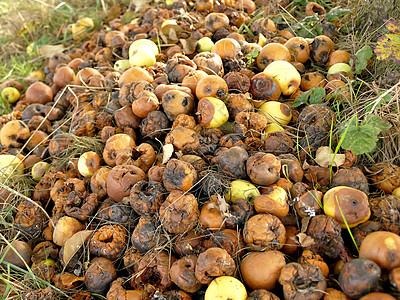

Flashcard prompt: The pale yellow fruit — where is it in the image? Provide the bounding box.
[264,123,284,134]
[393,187,400,197]
[71,17,94,40]
[29,70,46,81]
[129,45,156,67]
[225,179,260,203]
[165,0,179,5]
[259,101,292,125]
[0,155,24,178]
[258,33,267,47]
[129,39,159,57]
[205,276,247,300]
[263,60,301,95]
[78,151,101,177]
[77,17,94,27]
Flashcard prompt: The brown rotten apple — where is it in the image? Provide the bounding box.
[323,186,370,228]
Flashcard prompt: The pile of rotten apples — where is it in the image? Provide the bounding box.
[1,0,400,299]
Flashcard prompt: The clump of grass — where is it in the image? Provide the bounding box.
[52,133,104,168]
[0,174,36,242]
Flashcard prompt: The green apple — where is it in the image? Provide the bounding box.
[263,60,301,95]
[197,97,229,128]
[259,101,292,125]
[226,179,260,203]
[327,63,353,80]
[114,59,131,71]
[197,37,214,52]
[1,87,20,104]
[129,39,159,57]
[129,45,157,67]
[31,161,50,181]
[0,155,24,178]
[205,276,247,300]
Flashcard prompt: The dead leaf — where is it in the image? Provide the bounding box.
[301,216,311,233]
[161,24,182,43]
[53,273,85,289]
[216,194,230,215]
[162,144,174,164]
[295,232,315,247]
[314,146,345,167]
[62,230,93,265]
[38,45,66,58]
[180,38,198,55]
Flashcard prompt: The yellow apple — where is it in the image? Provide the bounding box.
[264,122,284,134]
[263,60,301,95]
[129,45,156,67]
[71,17,94,40]
[205,276,247,300]
[78,151,101,177]
[29,70,46,81]
[165,0,179,5]
[129,39,159,57]
[393,187,400,197]
[226,180,260,203]
[0,155,24,178]
[259,101,292,125]
[197,97,229,128]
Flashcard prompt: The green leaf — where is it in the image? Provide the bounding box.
[292,89,312,108]
[350,45,373,74]
[292,87,325,107]
[339,114,391,155]
[363,114,392,131]
[326,7,352,22]
[340,124,379,155]
[309,87,326,104]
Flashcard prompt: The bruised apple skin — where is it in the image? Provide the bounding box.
[323,186,370,228]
